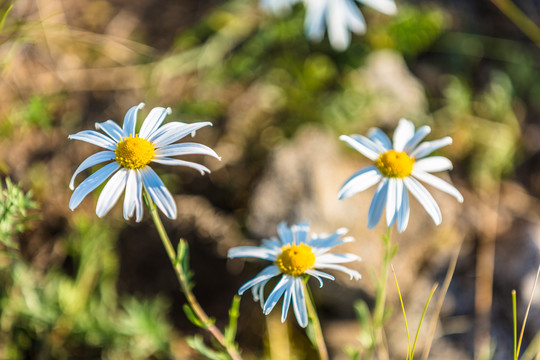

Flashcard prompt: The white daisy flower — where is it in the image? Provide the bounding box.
[69,103,220,221]
[260,0,397,51]
[338,118,464,233]
[228,222,361,327]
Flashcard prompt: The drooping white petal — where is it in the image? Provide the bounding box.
[414,157,453,173]
[367,178,388,229]
[264,275,293,315]
[327,0,352,51]
[410,137,452,159]
[151,158,211,175]
[123,170,143,221]
[149,122,213,148]
[393,118,415,152]
[338,165,382,200]
[316,253,361,264]
[69,130,117,150]
[239,265,281,295]
[260,0,298,15]
[228,246,279,261]
[404,125,431,154]
[403,177,442,225]
[69,151,116,190]
[155,143,221,159]
[340,134,382,161]
[396,179,409,233]
[122,103,145,137]
[358,0,397,15]
[304,0,327,42]
[412,170,464,203]
[368,127,392,151]
[69,162,120,210]
[305,269,335,287]
[96,168,128,217]
[278,222,294,245]
[140,167,177,219]
[385,178,398,227]
[139,107,171,139]
[95,120,124,142]
[291,277,308,328]
[281,283,293,322]
[314,263,361,280]
[252,279,271,307]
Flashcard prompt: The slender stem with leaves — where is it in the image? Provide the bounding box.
[143,190,242,360]
[304,280,329,360]
[372,227,397,358]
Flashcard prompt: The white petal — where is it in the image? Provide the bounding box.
[393,118,415,152]
[278,222,294,245]
[304,0,327,42]
[343,0,366,34]
[291,277,308,328]
[385,178,398,227]
[149,122,213,148]
[69,130,117,150]
[397,180,410,233]
[140,167,177,219]
[403,177,442,225]
[327,0,351,51]
[412,170,464,203]
[281,283,293,322]
[155,143,221,159]
[315,253,360,264]
[338,165,382,200]
[96,168,128,217]
[69,162,120,210]
[95,120,124,142]
[292,222,310,244]
[152,158,211,175]
[238,265,281,295]
[122,103,145,137]
[227,246,278,261]
[414,156,453,173]
[368,127,392,151]
[305,269,335,287]
[340,134,381,161]
[315,263,361,280]
[123,170,143,221]
[410,137,452,159]
[139,107,171,139]
[264,276,293,315]
[69,151,116,190]
[357,0,397,15]
[367,178,388,229]
[404,125,431,154]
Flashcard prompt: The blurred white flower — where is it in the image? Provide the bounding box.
[69,103,220,221]
[339,118,463,232]
[260,0,397,50]
[228,222,360,327]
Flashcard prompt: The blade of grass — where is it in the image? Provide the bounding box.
[512,289,517,360]
[421,242,461,360]
[517,264,540,357]
[410,283,438,360]
[391,265,411,359]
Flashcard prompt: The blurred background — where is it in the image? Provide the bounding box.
[1,0,540,358]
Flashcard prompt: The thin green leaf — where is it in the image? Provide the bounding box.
[513,289,518,360]
[0,4,13,33]
[187,335,229,360]
[410,283,438,360]
[392,266,411,359]
[183,303,205,328]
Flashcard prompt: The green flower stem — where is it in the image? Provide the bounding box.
[373,227,394,359]
[144,190,242,360]
[304,281,329,360]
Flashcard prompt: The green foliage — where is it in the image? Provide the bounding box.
[0,178,37,249]
[0,95,56,137]
[0,213,173,359]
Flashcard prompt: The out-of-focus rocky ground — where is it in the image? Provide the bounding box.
[2,0,540,359]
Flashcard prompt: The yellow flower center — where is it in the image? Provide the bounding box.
[115,136,155,169]
[375,150,415,178]
[275,243,315,277]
